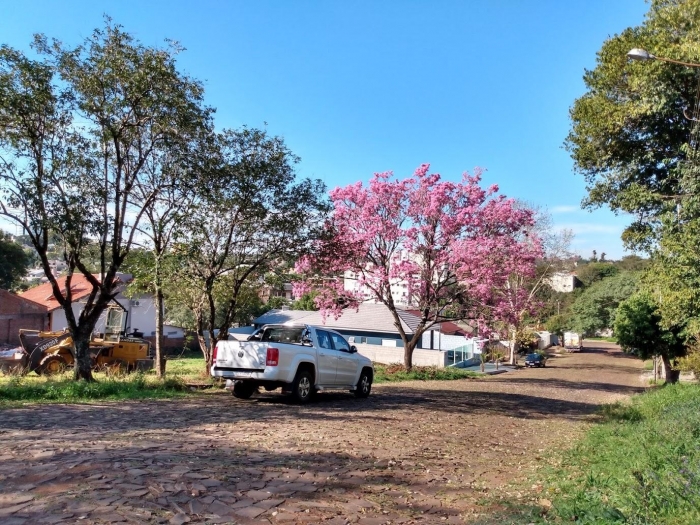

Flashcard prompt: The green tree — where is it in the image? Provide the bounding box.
[565,0,700,250]
[614,292,685,383]
[0,21,209,380]
[575,262,619,287]
[291,291,319,311]
[0,231,30,289]
[569,271,639,335]
[171,128,329,371]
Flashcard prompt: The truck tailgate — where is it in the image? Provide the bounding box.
[214,340,266,370]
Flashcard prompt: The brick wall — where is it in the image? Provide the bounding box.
[0,290,49,345]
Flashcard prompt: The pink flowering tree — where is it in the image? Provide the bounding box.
[294,164,541,370]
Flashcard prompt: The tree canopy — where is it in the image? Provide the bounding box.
[294,164,539,370]
[569,271,639,335]
[565,0,700,250]
[0,231,30,290]
[614,291,685,382]
[0,21,210,379]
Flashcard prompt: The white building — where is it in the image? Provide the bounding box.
[547,271,581,293]
[19,273,183,338]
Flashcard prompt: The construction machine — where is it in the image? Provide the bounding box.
[1,306,154,375]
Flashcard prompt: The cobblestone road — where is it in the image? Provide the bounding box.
[0,342,644,524]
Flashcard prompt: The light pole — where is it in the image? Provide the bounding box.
[627,48,700,68]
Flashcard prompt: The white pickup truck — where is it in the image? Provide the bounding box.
[210,324,374,403]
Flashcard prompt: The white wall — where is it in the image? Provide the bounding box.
[124,295,157,336]
[49,293,160,337]
[355,343,445,367]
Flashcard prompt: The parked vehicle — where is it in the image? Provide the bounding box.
[210,324,374,403]
[524,353,546,368]
[0,307,153,375]
[563,331,583,352]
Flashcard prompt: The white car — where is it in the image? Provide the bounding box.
[211,324,374,403]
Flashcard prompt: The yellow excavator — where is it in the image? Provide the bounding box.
[2,307,153,375]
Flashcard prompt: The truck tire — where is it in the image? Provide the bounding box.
[291,369,314,404]
[36,354,67,376]
[232,381,257,399]
[354,368,373,398]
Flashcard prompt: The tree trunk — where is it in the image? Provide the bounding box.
[404,341,416,371]
[509,335,520,366]
[72,335,95,382]
[154,288,165,378]
[661,354,680,384]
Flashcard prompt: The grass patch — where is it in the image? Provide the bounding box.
[0,373,190,404]
[505,384,700,525]
[586,336,618,343]
[373,363,481,383]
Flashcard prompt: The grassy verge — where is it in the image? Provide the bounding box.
[0,353,215,404]
[0,357,480,403]
[487,384,700,524]
[373,363,481,383]
[0,373,190,404]
[586,336,618,343]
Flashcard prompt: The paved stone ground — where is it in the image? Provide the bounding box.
[0,342,644,525]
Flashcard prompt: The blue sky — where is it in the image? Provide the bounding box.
[1,0,648,259]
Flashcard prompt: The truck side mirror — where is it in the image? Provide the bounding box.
[350,345,357,353]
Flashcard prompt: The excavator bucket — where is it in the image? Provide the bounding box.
[18,330,73,373]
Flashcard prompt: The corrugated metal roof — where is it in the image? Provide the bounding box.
[254,302,434,335]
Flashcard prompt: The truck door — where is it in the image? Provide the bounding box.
[316,330,338,384]
[330,332,358,386]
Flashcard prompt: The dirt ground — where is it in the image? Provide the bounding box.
[0,341,645,525]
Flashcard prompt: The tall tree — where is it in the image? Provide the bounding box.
[0,21,208,380]
[294,164,538,370]
[487,205,572,364]
[172,128,328,371]
[569,271,639,335]
[614,291,685,383]
[565,0,700,250]
[0,231,30,290]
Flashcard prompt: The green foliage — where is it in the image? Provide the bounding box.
[0,230,30,289]
[677,343,700,379]
[614,291,685,362]
[537,385,700,524]
[514,329,539,351]
[0,374,188,404]
[372,364,480,383]
[645,223,700,338]
[616,255,650,272]
[565,0,700,250]
[291,291,320,311]
[575,261,619,287]
[569,271,639,335]
[545,314,569,337]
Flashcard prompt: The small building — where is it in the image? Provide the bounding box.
[0,289,49,345]
[547,271,581,293]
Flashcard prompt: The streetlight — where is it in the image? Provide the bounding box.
[627,47,700,68]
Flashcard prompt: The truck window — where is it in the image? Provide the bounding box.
[330,333,350,352]
[261,327,304,344]
[317,330,332,349]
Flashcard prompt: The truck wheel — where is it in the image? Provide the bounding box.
[291,369,314,404]
[354,369,372,398]
[37,355,67,376]
[232,381,257,399]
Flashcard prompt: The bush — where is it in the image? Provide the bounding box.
[373,364,479,383]
[677,345,700,379]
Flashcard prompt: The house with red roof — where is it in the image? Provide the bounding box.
[19,273,183,339]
